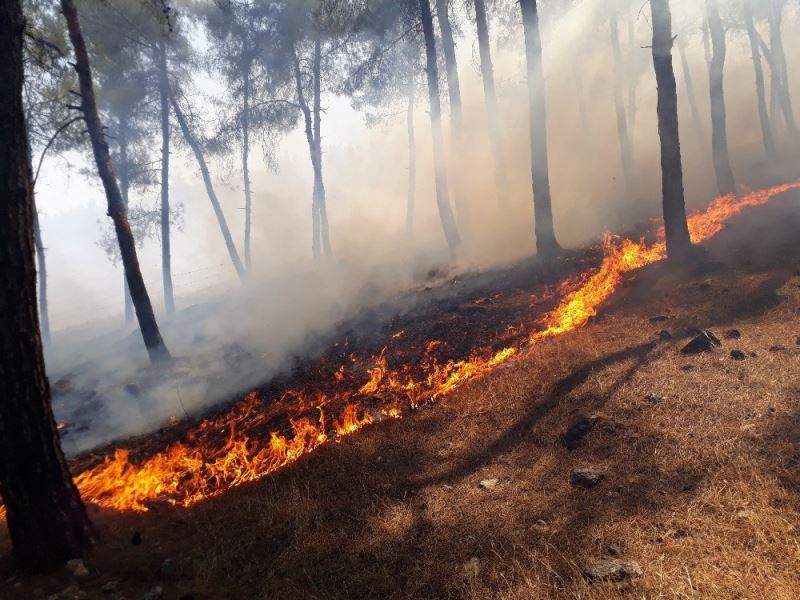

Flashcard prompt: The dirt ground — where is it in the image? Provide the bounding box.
[3,196,800,599]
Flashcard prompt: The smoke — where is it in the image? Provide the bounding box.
[38,0,800,455]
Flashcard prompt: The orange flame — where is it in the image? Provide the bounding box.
[5,183,795,517]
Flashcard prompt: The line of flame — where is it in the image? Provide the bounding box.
[2,182,798,518]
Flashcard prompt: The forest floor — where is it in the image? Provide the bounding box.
[3,193,800,599]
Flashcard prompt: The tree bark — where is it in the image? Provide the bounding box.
[676,36,706,148]
[406,62,416,235]
[61,0,170,363]
[649,0,692,260]
[158,37,174,314]
[313,37,332,258]
[743,0,776,158]
[767,0,800,142]
[418,0,461,252]
[474,0,509,205]
[170,93,246,281]
[32,204,50,345]
[434,0,468,233]
[117,120,134,324]
[1,0,94,570]
[705,0,736,196]
[610,11,633,183]
[519,0,560,256]
[242,59,253,270]
[292,44,323,260]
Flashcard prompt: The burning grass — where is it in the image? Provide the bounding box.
[19,182,795,515]
[3,185,800,598]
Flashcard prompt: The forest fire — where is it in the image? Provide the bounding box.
[4,183,797,518]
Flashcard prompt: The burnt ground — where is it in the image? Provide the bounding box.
[3,193,800,599]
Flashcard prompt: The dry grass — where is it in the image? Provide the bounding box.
[3,200,800,599]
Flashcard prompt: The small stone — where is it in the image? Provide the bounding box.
[131,531,142,545]
[769,345,786,352]
[730,350,747,361]
[533,519,549,531]
[657,330,672,341]
[462,557,480,579]
[158,557,177,579]
[581,557,642,582]
[724,329,742,340]
[66,559,89,578]
[571,469,605,489]
[101,581,118,594]
[736,509,751,519]
[649,315,669,322]
[479,478,499,490]
[142,587,163,600]
[562,414,600,449]
[645,393,662,404]
[681,330,722,355]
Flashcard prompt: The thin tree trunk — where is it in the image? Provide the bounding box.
[418,0,461,252]
[1,0,94,571]
[32,204,50,345]
[117,121,134,324]
[474,0,509,205]
[706,0,736,196]
[242,60,253,270]
[676,36,706,148]
[170,93,246,281]
[406,64,416,235]
[434,0,468,233]
[292,45,322,259]
[743,0,776,158]
[158,38,174,314]
[520,0,560,256]
[649,0,692,260]
[61,0,170,363]
[313,37,332,258]
[625,6,638,136]
[767,0,800,142]
[610,11,633,183]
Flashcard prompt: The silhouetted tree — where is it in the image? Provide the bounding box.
[61,0,171,363]
[519,0,560,256]
[0,0,94,570]
[706,0,736,195]
[650,0,692,259]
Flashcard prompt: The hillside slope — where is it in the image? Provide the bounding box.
[3,195,800,599]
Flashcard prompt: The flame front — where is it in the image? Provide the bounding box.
[35,183,800,514]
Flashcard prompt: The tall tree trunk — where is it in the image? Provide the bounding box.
[743,0,776,158]
[519,0,560,256]
[676,36,706,148]
[649,0,692,260]
[705,0,736,196]
[242,60,253,270]
[292,45,322,259]
[158,38,174,314]
[610,11,633,183]
[474,0,509,205]
[418,0,461,252]
[32,205,50,345]
[767,0,800,142]
[170,93,246,281]
[313,37,332,258]
[406,63,416,235]
[1,0,94,570]
[61,0,170,363]
[434,0,469,233]
[117,121,134,324]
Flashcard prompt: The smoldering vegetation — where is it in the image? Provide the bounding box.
[30,0,800,454]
